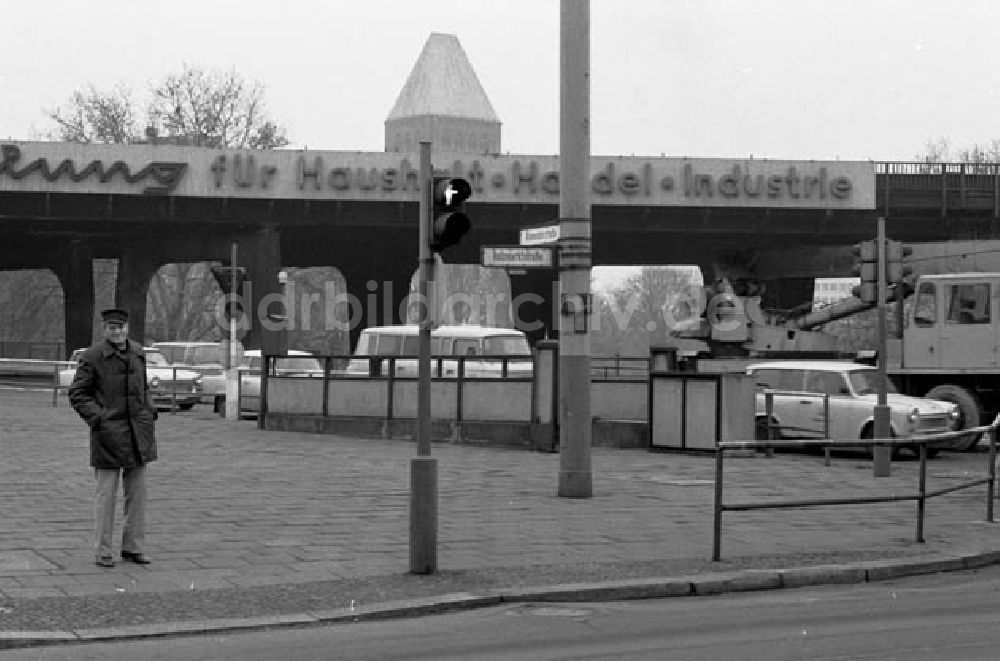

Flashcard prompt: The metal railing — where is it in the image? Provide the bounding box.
[0,358,191,415]
[711,417,999,561]
[758,389,832,462]
[875,160,1000,217]
[591,355,649,381]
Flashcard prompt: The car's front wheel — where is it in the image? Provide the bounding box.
[862,423,903,460]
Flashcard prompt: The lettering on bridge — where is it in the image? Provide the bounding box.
[282,156,855,203]
[0,145,187,195]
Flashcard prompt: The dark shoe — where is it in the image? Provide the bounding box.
[95,556,115,568]
[120,551,151,565]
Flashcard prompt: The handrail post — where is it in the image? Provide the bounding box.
[456,355,465,423]
[386,356,395,420]
[824,394,831,466]
[52,362,59,407]
[322,356,331,419]
[256,356,267,430]
[765,391,774,457]
[917,442,927,543]
[988,420,997,522]
[712,446,724,561]
[174,366,180,414]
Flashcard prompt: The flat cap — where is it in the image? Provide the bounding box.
[101,308,129,323]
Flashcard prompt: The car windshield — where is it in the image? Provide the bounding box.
[277,358,323,371]
[188,346,223,364]
[848,369,898,395]
[144,350,169,366]
[483,336,531,355]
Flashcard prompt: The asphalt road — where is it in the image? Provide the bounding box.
[8,564,999,661]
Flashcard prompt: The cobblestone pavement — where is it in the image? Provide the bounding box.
[0,387,998,632]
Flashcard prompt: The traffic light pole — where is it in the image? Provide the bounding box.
[225,241,240,420]
[410,140,437,573]
[557,0,593,498]
[873,216,892,477]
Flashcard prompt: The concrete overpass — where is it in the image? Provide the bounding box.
[2,139,999,354]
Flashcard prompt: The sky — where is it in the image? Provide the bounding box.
[4,0,1000,162]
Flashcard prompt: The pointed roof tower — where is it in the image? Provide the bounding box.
[385,33,501,154]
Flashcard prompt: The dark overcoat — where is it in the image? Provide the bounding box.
[68,340,157,469]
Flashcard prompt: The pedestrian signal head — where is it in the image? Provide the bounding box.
[430,177,472,252]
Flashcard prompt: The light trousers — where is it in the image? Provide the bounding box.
[94,466,146,558]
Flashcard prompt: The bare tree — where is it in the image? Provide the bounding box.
[46,83,138,144]
[918,137,1000,164]
[592,267,694,357]
[19,66,293,348]
[148,65,288,149]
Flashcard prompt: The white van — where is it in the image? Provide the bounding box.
[346,325,533,378]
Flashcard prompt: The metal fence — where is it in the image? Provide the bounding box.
[0,358,192,415]
[590,355,649,381]
[711,417,999,561]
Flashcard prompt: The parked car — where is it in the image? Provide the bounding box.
[747,360,961,457]
[345,324,534,379]
[60,347,204,410]
[208,349,324,416]
[152,341,229,403]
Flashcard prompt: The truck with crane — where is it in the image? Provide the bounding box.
[671,272,1000,450]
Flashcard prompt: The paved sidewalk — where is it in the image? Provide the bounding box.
[0,388,998,643]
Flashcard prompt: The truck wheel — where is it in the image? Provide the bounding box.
[925,384,981,451]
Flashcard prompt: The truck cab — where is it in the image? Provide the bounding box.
[899,273,999,370]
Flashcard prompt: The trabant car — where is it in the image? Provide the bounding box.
[60,347,203,410]
[747,360,961,457]
[345,324,533,379]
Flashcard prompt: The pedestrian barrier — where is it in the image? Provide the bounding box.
[0,358,190,415]
[0,358,76,406]
[590,355,649,381]
[711,417,999,561]
[258,353,535,431]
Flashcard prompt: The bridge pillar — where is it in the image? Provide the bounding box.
[52,240,95,357]
[509,268,558,346]
[340,259,417,353]
[243,226,287,355]
[116,244,160,346]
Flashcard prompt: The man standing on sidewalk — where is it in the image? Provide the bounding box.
[68,308,157,568]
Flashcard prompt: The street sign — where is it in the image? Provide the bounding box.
[519,224,560,245]
[482,245,555,268]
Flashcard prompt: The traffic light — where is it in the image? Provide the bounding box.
[885,240,914,284]
[850,239,878,303]
[429,177,472,252]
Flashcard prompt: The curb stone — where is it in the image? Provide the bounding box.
[778,564,868,588]
[2,550,999,650]
[495,578,693,602]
